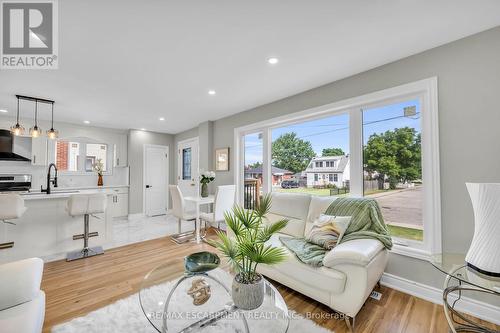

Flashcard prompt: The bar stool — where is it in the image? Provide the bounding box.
[66,193,107,261]
[0,194,26,250]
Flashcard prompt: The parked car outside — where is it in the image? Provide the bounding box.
[281,180,299,189]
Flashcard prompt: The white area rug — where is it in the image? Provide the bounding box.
[52,269,333,333]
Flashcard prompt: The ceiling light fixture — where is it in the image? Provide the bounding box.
[10,97,25,136]
[29,100,42,138]
[0,109,7,113]
[267,57,279,65]
[208,90,216,96]
[140,128,146,131]
[83,120,90,124]
[159,117,165,121]
[46,102,58,139]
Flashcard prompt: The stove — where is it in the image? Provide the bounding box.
[0,174,32,192]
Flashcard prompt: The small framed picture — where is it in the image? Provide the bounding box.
[215,147,230,171]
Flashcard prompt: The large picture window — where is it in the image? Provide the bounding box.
[271,113,349,196]
[236,78,440,259]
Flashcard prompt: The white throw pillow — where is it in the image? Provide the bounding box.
[305,214,351,250]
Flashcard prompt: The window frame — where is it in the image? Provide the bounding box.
[234,77,441,260]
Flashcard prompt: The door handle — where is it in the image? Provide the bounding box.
[190,183,196,186]
[146,185,151,188]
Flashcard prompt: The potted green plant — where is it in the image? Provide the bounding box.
[200,170,215,197]
[93,159,104,186]
[210,194,288,310]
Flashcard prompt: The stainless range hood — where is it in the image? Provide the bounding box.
[0,129,31,162]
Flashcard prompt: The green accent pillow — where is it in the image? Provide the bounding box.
[305,214,352,250]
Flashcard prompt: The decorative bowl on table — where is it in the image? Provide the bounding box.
[184,251,220,273]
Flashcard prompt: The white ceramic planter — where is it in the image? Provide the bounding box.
[232,273,265,310]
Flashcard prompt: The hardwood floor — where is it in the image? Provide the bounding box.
[41,233,499,333]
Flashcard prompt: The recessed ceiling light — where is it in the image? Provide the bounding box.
[0,109,7,113]
[208,90,216,96]
[159,117,165,121]
[267,57,279,65]
[83,120,90,124]
[140,128,146,131]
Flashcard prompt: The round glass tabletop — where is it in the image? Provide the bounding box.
[430,253,500,294]
[139,258,290,333]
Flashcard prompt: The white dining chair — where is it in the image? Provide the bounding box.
[169,185,197,244]
[199,185,236,235]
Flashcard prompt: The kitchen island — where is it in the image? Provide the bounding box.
[0,187,126,264]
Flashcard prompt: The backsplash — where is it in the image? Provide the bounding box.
[0,161,129,190]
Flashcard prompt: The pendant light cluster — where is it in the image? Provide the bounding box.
[11,95,58,139]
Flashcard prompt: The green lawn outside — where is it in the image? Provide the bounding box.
[274,187,346,196]
[388,225,423,241]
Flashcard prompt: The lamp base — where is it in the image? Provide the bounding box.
[466,262,500,278]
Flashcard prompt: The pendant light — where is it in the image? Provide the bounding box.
[10,97,25,136]
[46,102,58,139]
[29,100,42,138]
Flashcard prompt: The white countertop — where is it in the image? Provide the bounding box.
[20,187,122,200]
[52,185,129,190]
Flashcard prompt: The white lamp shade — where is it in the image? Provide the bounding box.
[465,183,500,277]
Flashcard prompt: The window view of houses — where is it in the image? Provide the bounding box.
[243,99,423,241]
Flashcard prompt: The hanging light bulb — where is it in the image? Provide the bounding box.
[30,100,42,138]
[46,102,58,139]
[10,97,25,136]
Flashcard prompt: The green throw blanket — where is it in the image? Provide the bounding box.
[325,197,393,249]
[279,237,327,267]
[279,197,392,267]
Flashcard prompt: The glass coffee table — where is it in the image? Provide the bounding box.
[431,253,500,333]
[139,258,290,333]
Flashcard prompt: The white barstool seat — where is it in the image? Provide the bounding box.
[0,194,27,223]
[169,185,197,244]
[200,185,236,234]
[0,194,27,250]
[66,193,107,261]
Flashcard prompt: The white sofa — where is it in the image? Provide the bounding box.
[255,192,388,327]
[0,258,45,333]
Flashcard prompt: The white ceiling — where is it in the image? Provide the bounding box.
[1,0,499,134]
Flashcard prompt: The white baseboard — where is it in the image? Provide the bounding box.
[381,272,500,325]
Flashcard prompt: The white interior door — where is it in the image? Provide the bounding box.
[144,145,168,216]
[177,138,199,203]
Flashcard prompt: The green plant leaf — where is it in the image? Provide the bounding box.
[257,219,288,243]
[232,205,260,229]
[255,193,272,218]
[210,230,242,272]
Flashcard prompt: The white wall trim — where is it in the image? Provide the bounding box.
[381,272,500,326]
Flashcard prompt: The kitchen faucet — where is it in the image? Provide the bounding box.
[41,163,58,194]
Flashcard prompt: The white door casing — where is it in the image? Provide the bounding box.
[144,144,169,216]
[177,137,199,206]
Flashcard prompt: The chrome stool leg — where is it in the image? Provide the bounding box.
[171,218,196,244]
[67,214,104,261]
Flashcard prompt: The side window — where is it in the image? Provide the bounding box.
[182,148,192,180]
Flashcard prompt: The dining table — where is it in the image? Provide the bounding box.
[183,195,215,243]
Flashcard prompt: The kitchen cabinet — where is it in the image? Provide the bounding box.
[31,136,48,166]
[113,134,128,167]
[108,187,129,218]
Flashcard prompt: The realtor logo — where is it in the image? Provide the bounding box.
[1,0,58,69]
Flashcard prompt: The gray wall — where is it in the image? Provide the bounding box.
[175,26,500,291]
[128,129,175,214]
